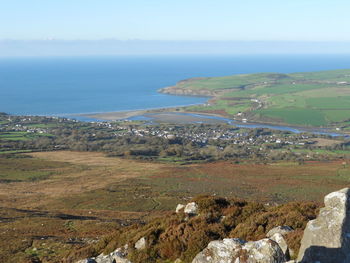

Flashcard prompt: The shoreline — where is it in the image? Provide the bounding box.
[77,108,349,137]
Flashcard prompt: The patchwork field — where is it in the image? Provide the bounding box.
[1,151,350,262]
[160,69,350,129]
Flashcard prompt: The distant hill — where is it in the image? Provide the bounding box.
[159,69,350,129]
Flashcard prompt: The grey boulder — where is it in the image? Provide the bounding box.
[267,226,294,238]
[298,188,350,263]
[192,238,286,263]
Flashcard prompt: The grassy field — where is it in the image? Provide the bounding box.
[166,69,350,128]
[0,131,53,141]
[1,151,349,262]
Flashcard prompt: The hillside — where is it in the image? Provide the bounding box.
[1,151,349,262]
[1,115,349,262]
[159,69,350,129]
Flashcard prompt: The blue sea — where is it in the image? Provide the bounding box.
[1,54,350,117]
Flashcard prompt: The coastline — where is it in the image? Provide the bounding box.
[78,107,349,137]
[56,77,350,136]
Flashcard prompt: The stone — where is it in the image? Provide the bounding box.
[192,238,246,263]
[94,254,113,263]
[192,238,286,263]
[111,246,131,263]
[76,259,97,263]
[270,233,290,259]
[184,202,198,215]
[266,226,294,238]
[176,204,185,213]
[134,237,146,250]
[243,239,286,263]
[298,188,350,263]
[76,245,131,263]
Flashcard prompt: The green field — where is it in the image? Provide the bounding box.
[168,69,350,127]
[0,131,53,141]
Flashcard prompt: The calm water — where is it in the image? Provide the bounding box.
[1,54,350,116]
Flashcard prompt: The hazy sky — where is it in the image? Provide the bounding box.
[2,0,350,41]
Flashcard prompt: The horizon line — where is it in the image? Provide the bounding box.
[2,39,350,43]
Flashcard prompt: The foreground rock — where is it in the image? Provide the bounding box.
[77,246,131,263]
[298,188,350,263]
[184,202,199,216]
[134,237,146,250]
[267,226,294,238]
[192,238,286,263]
[267,226,294,259]
[175,204,185,213]
[270,233,290,260]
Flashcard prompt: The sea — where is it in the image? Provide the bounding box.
[1,54,350,117]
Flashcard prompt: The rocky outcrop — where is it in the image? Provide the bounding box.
[267,226,294,260]
[76,245,131,263]
[134,237,146,250]
[184,202,199,216]
[176,204,185,213]
[270,233,290,259]
[267,226,294,238]
[298,188,350,263]
[192,238,286,263]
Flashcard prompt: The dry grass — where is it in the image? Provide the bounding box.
[0,151,167,209]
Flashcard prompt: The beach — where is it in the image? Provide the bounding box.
[79,107,227,124]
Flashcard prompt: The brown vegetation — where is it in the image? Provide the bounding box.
[0,151,347,262]
[69,196,319,263]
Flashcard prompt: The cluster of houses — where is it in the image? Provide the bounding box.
[0,115,316,148]
[110,124,313,147]
[1,122,48,134]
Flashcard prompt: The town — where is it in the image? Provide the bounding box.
[1,113,348,162]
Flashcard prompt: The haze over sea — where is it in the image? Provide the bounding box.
[1,54,350,117]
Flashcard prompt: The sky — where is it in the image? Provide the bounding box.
[1,0,350,41]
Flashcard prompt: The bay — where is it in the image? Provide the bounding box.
[0,54,350,116]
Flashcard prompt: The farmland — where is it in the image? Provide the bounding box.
[159,69,350,129]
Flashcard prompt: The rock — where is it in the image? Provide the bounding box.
[111,246,131,263]
[95,254,113,263]
[192,238,286,263]
[270,233,290,259]
[176,204,185,213]
[243,239,286,263]
[298,188,350,263]
[184,202,198,215]
[76,245,131,263]
[267,226,294,238]
[134,237,146,250]
[192,238,246,263]
[76,259,97,263]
